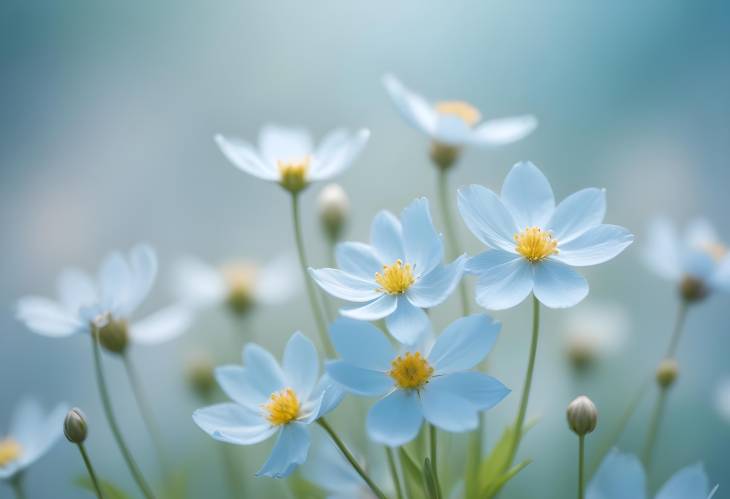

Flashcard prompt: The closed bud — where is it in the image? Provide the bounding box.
[430,141,461,170]
[318,183,349,240]
[679,275,708,303]
[656,358,679,388]
[187,353,215,398]
[64,408,88,443]
[566,396,598,436]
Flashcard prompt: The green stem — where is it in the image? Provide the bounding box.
[578,435,585,499]
[78,443,105,499]
[220,445,245,499]
[429,424,442,499]
[291,193,334,357]
[317,419,388,499]
[10,475,27,499]
[386,447,404,499]
[641,388,668,471]
[90,332,156,499]
[505,295,541,469]
[665,300,689,358]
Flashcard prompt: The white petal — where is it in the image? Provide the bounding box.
[554,224,634,267]
[340,294,397,321]
[366,390,423,446]
[258,125,313,165]
[335,242,382,280]
[122,243,158,315]
[309,129,370,181]
[282,332,319,401]
[469,115,537,146]
[129,305,192,345]
[685,218,718,248]
[385,297,431,345]
[470,253,534,311]
[370,210,405,263]
[432,115,473,146]
[215,134,278,180]
[401,198,443,276]
[642,217,681,281]
[500,161,555,229]
[57,268,97,313]
[255,254,301,305]
[309,268,381,302]
[382,74,437,135]
[193,403,275,445]
[16,297,82,337]
[533,260,588,308]
[547,188,606,243]
[172,257,226,308]
[97,251,132,315]
[457,185,518,252]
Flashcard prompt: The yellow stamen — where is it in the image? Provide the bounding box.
[434,101,482,127]
[514,226,559,263]
[375,259,415,294]
[263,388,301,426]
[0,438,22,467]
[277,157,310,193]
[389,352,434,390]
[699,242,727,262]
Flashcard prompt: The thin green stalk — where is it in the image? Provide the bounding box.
[90,333,156,499]
[318,419,388,499]
[429,424,442,499]
[386,446,404,499]
[578,435,585,499]
[290,193,334,357]
[504,296,541,470]
[78,443,105,499]
[665,300,689,358]
[10,475,27,499]
[642,388,668,471]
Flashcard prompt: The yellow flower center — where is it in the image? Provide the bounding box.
[220,262,258,314]
[263,388,301,426]
[277,157,310,193]
[375,259,415,294]
[0,438,22,467]
[389,352,434,390]
[514,226,559,263]
[434,101,482,127]
[699,242,727,262]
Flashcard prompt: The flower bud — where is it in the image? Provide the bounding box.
[566,336,597,371]
[187,353,215,398]
[566,396,598,436]
[656,358,679,388]
[94,317,129,354]
[64,408,88,443]
[221,262,257,316]
[430,141,461,170]
[679,275,708,303]
[318,183,349,240]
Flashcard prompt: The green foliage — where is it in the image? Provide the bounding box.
[74,475,132,499]
[399,447,427,499]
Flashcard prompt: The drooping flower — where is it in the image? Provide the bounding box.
[587,450,718,499]
[458,162,633,310]
[16,244,191,353]
[215,125,370,193]
[310,198,466,344]
[0,398,67,481]
[642,217,730,301]
[173,254,300,316]
[192,332,343,478]
[325,315,509,446]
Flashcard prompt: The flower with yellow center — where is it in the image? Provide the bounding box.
[389,352,434,390]
[0,438,22,467]
[375,260,416,294]
[514,227,559,263]
[263,388,301,426]
[434,101,482,127]
[278,157,311,193]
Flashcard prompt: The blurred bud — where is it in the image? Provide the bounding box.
[679,275,708,303]
[656,358,679,388]
[64,408,88,443]
[430,142,461,170]
[566,336,597,371]
[221,262,257,315]
[566,396,598,436]
[318,183,350,240]
[187,352,216,398]
[94,317,128,354]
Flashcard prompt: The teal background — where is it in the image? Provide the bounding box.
[1,1,728,497]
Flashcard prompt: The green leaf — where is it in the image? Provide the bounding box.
[477,418,538,497]
[481,459,532,497]
[422,457,440,499]
[74,475,132,499]
[399,447,427,499]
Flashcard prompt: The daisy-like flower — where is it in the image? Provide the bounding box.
[0,398,67,481]
[458,162,634,310]
[310,198,466,344]
[215,125,370,193]
[588,450,718,499]
[173,254,300,316]
[326,316,509,446]
[643,217,730,302]
[16,244,191,353]
[192,332,343,478]
[382,74,536,168]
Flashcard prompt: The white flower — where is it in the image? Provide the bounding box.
[563,301,630,367]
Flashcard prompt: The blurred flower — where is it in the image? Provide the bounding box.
[563,301,630,370]
[193,332,343,478]
[310,198,466,344]
[642,218,730,301]
[587,450,718,499]
[186,351,216,399]
[713,377,730,424]
[215,125,370,193]
[302,438,382,499]
[173,254,300,317]
[0,398,67,480]
[458,162,633,310]
[16,244,191,352]
[318,183,350,240]
[326,315,509,447]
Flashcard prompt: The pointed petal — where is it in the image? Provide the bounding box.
[329,317,395,370]
[215,365,268,410]
[421,385,479,432]
[500,161,555,229]
[366,390,423,446]
[309,129,370,181]
[283,332,319,401]
[385,297,431,345]
[129,305,191,345]
[554,224,633,267]
[427,372,510,411]
[533,260,588,308]
[57,268,97,313]
[457,185,518,252]
[547,188,606,242]
[258,125,313,165]
[123,243,158,315]
[341,294,397,321]
[382,74,437,135]
[193,403,275,445]
[335,242,382,280]
[432,115,473,146]
[98,251,132,314]
[587,450,646,499]
[243,343,286,396]
[215,134,277,180]
[428,314,500,373]
[16,296,83,337]
[471,254,534,310]
[256,423,310,478]
[401,198,443,276]
[309,268,381,302]
[408,255,466,309]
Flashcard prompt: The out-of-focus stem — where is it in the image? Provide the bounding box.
[429,424,443,498]
[386,446,404,499]
[78,443,105,499]
[642,388,668,470]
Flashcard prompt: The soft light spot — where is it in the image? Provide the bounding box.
[263,388,301,426]
[278,157,310,193]
[221,262,258,314]
[0,438,22,468]
[514,226,558,263]
[699,242,727,262]
[389,352,434,390]
[434,101,481,127]
[375,259,415,294]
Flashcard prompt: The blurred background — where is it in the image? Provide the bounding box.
[1,1,728,497]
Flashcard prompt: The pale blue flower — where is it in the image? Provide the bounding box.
[642,217,730,295]
[325,315,509,447]
[382,74,537,148]
[458,162,633,310]
[588,450,718,499]
[16,244,191,346]
[192,332,343,479]
[215,125,370,192]
[310,197,467,344]
[0,398,67,480]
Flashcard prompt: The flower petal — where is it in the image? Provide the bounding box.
[554,224,634,267]
[642,217,682,281]
[16,297,83,337]
[309,268,381,302]
[193,403,275,445]
[215,134,278,180]
[57,268,97,313]
[469,115,537,146]
[341,294,397,321]
[408,255,466,309]
[256,423,310,479]
[215,365,267,410]
[685,218,718,247]
[329,317,395,370]
[587,450,646,499]
[326,361,392,396]
[401,198,443,276]
[366,390,423,446]
[457,185,518,252]
[172,257,226,308]
[129,305,191,345]
[98,251,132,315]
[336,242,382,280]
[533,260,588,308]
[681,249,716,281]
[428,314,500,373]
[309,129,370,181]
[310,374,345,419]
[382,74,437,135]
[500,161,555,229]
[427,372,510,411]
[282,332,319,401]
[656,463,713,499]
[255,254,301,305]
[370,210,405,263]
[420,386,479,432]
[243,343,287,396]
[385,297,431,345]
[258,125,313,165]
[547,188,606,243]
[123,244,158,315]
[432,115,473,146]
[16,402,67,467]
[470,253,534,310]
[711,255,730,292]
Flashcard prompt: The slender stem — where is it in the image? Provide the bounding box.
[578,435,585,499]
[642,388,668,470]
[90,332,156,499]
[505,295,541,469]
[429,424,442,498]
[10,475,27,499]
[290,193,334,357]
[122,354,170,479]
[317,419,388,499]
[385,447,404,499]
[78,443,105,499]
[320,239,338,322]
[665,300,689,358]
[220,445,245,499]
